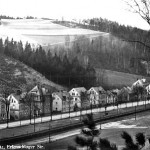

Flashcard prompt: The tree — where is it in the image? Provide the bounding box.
[125,0,150,26]
[121,131,146,150]
[68,114,117,150]
[124,0,150,49]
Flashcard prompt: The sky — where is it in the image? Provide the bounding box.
[0,0,149,30]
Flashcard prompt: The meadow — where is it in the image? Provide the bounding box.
[0,19,103,47]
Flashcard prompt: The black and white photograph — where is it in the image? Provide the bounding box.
[0,0,150,149]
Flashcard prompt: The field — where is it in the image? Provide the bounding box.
[96,69,150,89]
[0,19,106,48]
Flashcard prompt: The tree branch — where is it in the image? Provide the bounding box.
[122,38,150,49]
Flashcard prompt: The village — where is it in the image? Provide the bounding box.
[0,78,149,123]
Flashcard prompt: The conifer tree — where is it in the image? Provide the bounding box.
[68,114,117,150]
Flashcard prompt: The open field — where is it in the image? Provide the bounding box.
[0,19,106,47]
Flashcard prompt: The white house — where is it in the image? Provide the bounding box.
[8,94,21,119]
[52,91,75,112]
[52,92,63,112]
[69,87,86,108]
[146,84,150,95]
[88,87,106,105]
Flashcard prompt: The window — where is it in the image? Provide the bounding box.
[72,93,75,96]
[75,98,77,101]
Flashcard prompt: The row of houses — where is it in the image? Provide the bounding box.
[0,78,149,121]
[0,85,118,121]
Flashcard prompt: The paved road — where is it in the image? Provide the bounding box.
[0,100,149,130]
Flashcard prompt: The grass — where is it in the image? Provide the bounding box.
[96,69,150,89]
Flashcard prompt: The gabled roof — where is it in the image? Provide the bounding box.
[29,85,51,96]
[111,89,119,94]
[132,78,146,88]
[89,86,105,93]
[0,97,5,103]
[29,85,39,94]
[9,93,22,102]
[106,90,114,96]
[70,87,86,94]
[52,91,69,101]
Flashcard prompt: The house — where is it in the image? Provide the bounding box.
[52,91,65,112]
[88,87,105,105]
[8,93,21,120]
[28,85,51,115]
[28,85,42,102]
[28,85,54,116]
[146,84,150,95]
[7,91,28,120]
[62,92,74,112]
[106,91,115,104]
[117,87,131,102]
[69,87,86,108]
[0,97,9,121]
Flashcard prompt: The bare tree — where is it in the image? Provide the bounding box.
[125,0,150,25]
[124,0,150,48]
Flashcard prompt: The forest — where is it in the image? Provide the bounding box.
[0,38,96,89]
[55,17,150,76]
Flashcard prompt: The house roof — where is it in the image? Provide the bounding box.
[71,87,86,94]
[0,97,5,104]
[52,91,69,101]
[106,90,114,96]
[118,87,131,95]
[111,89,119,94]
[29,85,51,96]
[90,86,105,93]
[132,78,146,88]
[9,93,22,102]
[29,85,39,94]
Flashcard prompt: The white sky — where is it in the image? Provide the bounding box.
[0,0,149,30]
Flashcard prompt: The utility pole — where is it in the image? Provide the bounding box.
[49,93,51,143]
[135,106,136,120]
[33,94,35,133]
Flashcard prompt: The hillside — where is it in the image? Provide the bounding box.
[0,18,150,89]
[0,19,104,48]
[0,54,64,93]
[96,69,150,89]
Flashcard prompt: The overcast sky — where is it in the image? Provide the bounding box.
[0,0,149,30]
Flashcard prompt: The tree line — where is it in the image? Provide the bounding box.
[0,38,96,88]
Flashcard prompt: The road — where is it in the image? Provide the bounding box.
[0,100,149,129]
[21,109,150,149]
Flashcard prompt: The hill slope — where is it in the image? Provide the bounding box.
[96,69,150,89]
[0,19,104,48]
[0,54,64,93]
